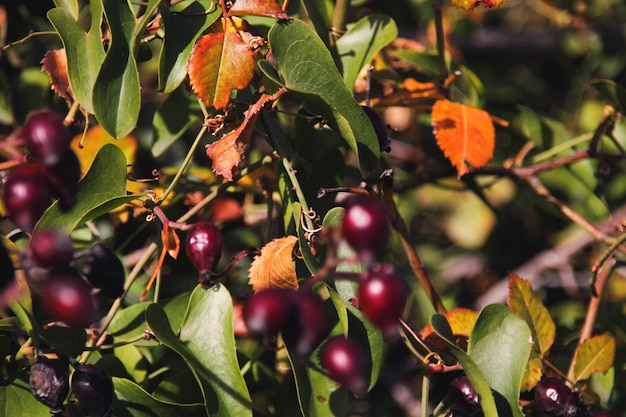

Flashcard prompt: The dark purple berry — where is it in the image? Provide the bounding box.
[320,336,368,396]
[283,291,330,360]
[22,110,71,166]
[78,244,125,298]
[341,196,390,262]
[43,148,81,211]
[28,229,74,269]
[450,376,480,414]
[358,264,407,335]
[185,222,223,288]
[591,412,614,417]
[362,106,391,152]
[29,359,69,414]
[534,378,579,417]
[71,363,114,417]
[40,268,99,328]
[2,163,53,230]
[0,240,15,292]
[243,288,292,337]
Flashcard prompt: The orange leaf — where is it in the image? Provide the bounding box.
[206,91,283,180]
[420,307,479,339]
[572,333,615,383]
[41,49,73,104]
[162,227,180,259]
[188,31,256,110]
[431,99,495,177]
[227,0,290,19]
[248,236,299,292]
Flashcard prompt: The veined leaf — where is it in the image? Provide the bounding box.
[248,236,299,292]
[227,0,290,19]
[113,378,204,417]
[52,0,79,20]
[507,273,555,355]
[336,14,398,92]
[266,19,380,177]
[572,333,616,383]
[431,99,495,177]
[47,0,105,114]
[188,31,256,110]
[93,0,140,138]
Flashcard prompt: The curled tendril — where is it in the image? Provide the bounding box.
[422,351,444,370]
[300,209,322,242]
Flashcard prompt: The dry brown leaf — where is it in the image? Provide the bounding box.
[248,236,299,292]
[206,90,284,180]
[41,49,74,104]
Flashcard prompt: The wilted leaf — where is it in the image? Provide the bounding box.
[206,91,283,180]
[507,273,555,355]
[248,236,299,292]
[163,227,180,259]
[431,99,495,177]
[227,0,290,19]
[572,333,615,383]
[41,49,73,104]
[521,354,543,392]
[188,31,256,110]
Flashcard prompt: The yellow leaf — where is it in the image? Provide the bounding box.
[248,236,299,292]
[71,124,137,174]
[572,333,615,383]
[507,273,556,355]
[431,99,495,177]
[520,354,543,392]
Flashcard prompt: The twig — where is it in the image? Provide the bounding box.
[432,0,449,84]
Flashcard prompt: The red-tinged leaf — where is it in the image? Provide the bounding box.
[188,31,256,110]
[206,90,283,180]
[431,99,495,177]
[507,273,555,355]
[572,333,615,383]
[41,49,73,104]
[521,354,543,392]
[162,227,180,259]
[227,0,290,19]
[248,236,299,292]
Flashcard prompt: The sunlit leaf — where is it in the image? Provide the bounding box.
[420,307,478,339]
[336,14,398,92]
[227,0,290,19]
[248,236,299,292]
[0,376,50,415]
[521,354,543,392]
[507,273,555,355]
[52,0,79,20]
[188,30,256,110]
[71,124,138,173]
[431,99,495,177]
[158,0,221,93]
[47,0,105,114]
[113,377,204,416]
[591,79,626,114]
[41,49,73,104]
[266,19,380,177]
[206,91,283,180]
[572,333,616,383]
[93,0,140,138]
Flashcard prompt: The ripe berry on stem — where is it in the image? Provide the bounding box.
[243,288,292,338]
[71,363,114,417]
[40,268,99,328]
[185,222,223,288]
[358,264,407,335]
[2,163,52,230]
[534,377,579,417]
[22,110,71,166]
[282,290,330,360]
[320,336,368,396]
[341,196,390,262]
[450,375,480,414]
[28,229,74,269]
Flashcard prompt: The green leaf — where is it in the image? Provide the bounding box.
[468,304,531,417]
[591,79,626,114]
[108,302,150,338]
[47,0,105,114]
[507,274,555,355]
[152,85,202,157]
[336,14,398,92]
[572,333,616,383]
[0,68,15,125]
[40,326,87,357]
[431,314,499,417]
[158,0,221,93]
[113,377,204,416]
[52,0,79,20]
[267,20,380,177]
[0,376,50,416]
[0,317,25,334]
[93,0,140,138]
[35,144,138,234]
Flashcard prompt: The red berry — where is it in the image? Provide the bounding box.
[28,229,74,269]
[341,196,390,262]
[243,288,292,338]
[40,268,99,328]
[2,163,53,231]
[22,110,71,166]
[185,222,223,288]
[71,363,113,416]
[320,336,368,396]
[450,376,480,414]
[29,359,69,414]
[534,378,579,417]
[591,412,614,417]
[282,291,330,360]
[358,264,407,335]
